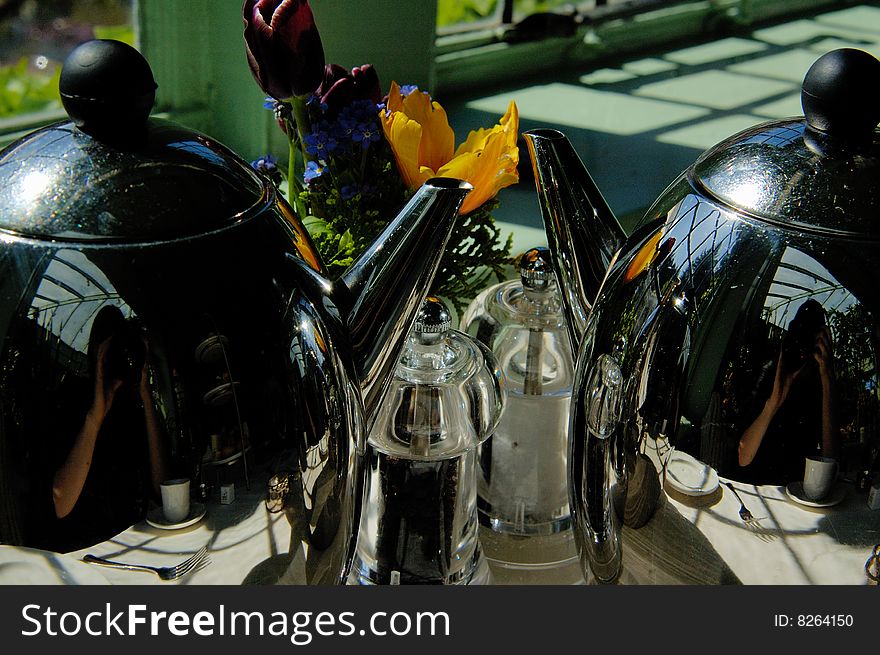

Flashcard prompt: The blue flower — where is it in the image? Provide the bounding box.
[338,98,377,125]
[304,160,324,184]
[334,116,357,141]
[250,153,278,172]
[352,122,381,148]
[304,130,337,157]
[400,84,419,97]
[263,97,291,131]
[340,184,358,200]
[251,153,283,186]
[313,118,335,134]
[306,94,329,114]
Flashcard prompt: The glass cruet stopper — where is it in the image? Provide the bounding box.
[520,246,554,295]
[518,247,556,394]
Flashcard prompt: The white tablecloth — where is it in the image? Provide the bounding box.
[621,478,880,585]
[67,485,295,585]
[5,477,877,585]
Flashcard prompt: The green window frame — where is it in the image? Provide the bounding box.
[433,0,848,94]
[0,0,855,158]
[149,0,843,158]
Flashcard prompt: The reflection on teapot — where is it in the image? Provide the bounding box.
[526,48,880,583]
[47,304,165,549]
[736,299,839,484]
[0,40,472,585]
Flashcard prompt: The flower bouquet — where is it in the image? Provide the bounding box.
[243,0,519,311]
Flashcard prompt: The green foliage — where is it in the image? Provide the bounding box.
[436,0,575,28]
[92,25,136,46]
[828,302,876,420]
[296,156,513,313]
[277,94,410,277]
[0,57,61,118]
[0,25,133,120]
[437,0,499,27]
[303,190,513,314]
[431,199,513,314]
[513,0,577,16]
[299,148,409,276]
[828,303,875,382]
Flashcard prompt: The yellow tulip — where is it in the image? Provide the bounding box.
[381,82,519,214]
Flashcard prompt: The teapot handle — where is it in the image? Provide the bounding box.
[571,354,624,583]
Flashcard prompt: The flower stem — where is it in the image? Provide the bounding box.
[290,94,312,165]
[287,139,309,219]
[359,144,368,182]
[283,97,311,220]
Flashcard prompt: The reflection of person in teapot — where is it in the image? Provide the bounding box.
[49,305,167,550]
[738,300,839,484]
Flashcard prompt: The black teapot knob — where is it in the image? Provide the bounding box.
[801,48,880,143]
[59,39,157,139]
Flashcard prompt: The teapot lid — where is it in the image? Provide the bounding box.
[690,48,880,239]
[0,40,267,243]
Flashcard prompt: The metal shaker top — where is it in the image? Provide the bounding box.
[412,296,452,346]
[519,247,554,292]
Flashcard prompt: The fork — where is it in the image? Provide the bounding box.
[82,546,210,581]
[723,481,758,523]
[723,482,775,541]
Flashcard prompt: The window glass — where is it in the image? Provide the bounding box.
[513,0,582,18]
[437,0,649,32]
[437,0,502,31]
[0,0,135,119]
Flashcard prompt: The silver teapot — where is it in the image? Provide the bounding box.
[525,48,880,583]
[0,40,471,585]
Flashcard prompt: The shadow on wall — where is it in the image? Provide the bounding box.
[443,5,880,231]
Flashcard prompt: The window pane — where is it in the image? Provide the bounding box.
[438,0,675,32]
[437,0,501,30]
[512,0,651,21]
[0,0,135,120]
[512,0,578,17]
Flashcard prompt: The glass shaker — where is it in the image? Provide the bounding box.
[350,297,504,585]
[460,247,582,583]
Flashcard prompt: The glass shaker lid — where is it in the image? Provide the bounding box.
[370,297,505,459]
[495,248,565,327]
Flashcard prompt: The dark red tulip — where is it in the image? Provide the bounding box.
[243,0,325,99]
[316,64,381,117]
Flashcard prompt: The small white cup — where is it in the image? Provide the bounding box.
[803,456,838,501]
[160,478,191,523]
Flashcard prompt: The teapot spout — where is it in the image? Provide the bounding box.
[523,129,626,350]
[339,178,472,421]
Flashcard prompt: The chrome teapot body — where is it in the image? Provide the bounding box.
[0,41,471,585]
[526,49,880,583]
